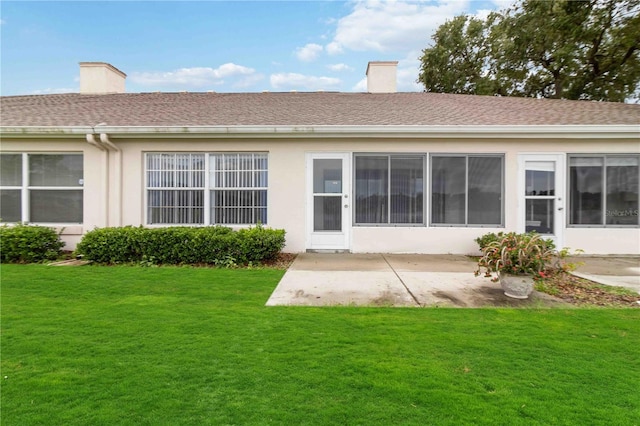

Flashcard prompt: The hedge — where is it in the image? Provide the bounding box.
[0,223,65,263]
[75,225,286,265]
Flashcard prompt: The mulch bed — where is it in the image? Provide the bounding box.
[261,252,297,269]
[537,271,640,308]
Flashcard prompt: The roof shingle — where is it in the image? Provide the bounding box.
[1,92,639,127]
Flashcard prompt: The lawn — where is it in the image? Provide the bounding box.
[2,265,639,425]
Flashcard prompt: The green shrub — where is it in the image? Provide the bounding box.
[0,223,65,263]
[76,225,285,266]
[474,232,556,281]
[474,231,505,251]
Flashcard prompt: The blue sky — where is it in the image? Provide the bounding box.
[1,1,512,96]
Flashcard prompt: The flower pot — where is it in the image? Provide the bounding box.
[499,273,534,299]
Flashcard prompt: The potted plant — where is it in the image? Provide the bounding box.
[474,232,555,299]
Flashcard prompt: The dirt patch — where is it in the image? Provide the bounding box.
[432,291,468,307]
[537,271,640,308]
[470,286,570,308]
[261,253,297,269]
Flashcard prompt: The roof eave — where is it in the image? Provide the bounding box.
[0,125,638,139]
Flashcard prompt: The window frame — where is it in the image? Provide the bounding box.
[567,153,640,228]
[429,153,505,228]
[352,153,426,227]
[0,152,84,224]
[144,152,269,226]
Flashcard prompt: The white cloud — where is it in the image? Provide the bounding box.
[270,73,341,91]
[491,0,516,11]
[327,63,353,72]
[327,0,471,54]
[295,43,324,62]
[352,77,367,92]
[396,52,423,92]
[31,87,76,94]
[326,41,344,55]
[130,63,261,88]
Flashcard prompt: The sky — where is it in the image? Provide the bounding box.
[0,0,514,96]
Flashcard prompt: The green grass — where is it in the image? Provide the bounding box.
[2,265,639,425]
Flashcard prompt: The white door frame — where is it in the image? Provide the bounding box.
[305,152,351,251]
[517,153,566,248]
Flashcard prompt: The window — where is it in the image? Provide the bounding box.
[569,155,639,226]
[210,153,268,225]
[0,153,83,223]
[147,153,205,224]
[145,152,268,225]
[354,155,424,225]
[431,155,503,226]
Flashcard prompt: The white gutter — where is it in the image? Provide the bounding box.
[2,124,639,139]
[86,134,110,227]
[99,133,123,227]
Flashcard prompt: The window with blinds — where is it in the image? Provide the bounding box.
[145,152,268,225]
[431,155,503,226]
[210,153,268,225]
[0,153,84,224]
[354,155,424,225]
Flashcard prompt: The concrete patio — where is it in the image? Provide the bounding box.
[266,253,640,307]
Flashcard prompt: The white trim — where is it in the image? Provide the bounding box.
[306,152,352,251]
[0,125,638,139]
[517,153,566,248]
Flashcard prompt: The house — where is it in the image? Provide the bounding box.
[1,61,639,254]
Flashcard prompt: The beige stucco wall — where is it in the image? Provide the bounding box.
[79,63,126,94]
[2,136,638,254]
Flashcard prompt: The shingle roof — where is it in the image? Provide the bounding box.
[1,92,639,127]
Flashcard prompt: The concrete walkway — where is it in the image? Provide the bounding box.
[567,256,640,294]
[267,254,640,307]
[266,254,568,308]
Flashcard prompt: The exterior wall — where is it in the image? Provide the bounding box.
[564,228,640,255]
[2,136,638,254]
[0,139,106,250]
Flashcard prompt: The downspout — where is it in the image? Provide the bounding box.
[99,133,122,227]
[86,133,110,227]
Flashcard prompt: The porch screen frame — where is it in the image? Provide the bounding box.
[567,153,640,228]
[430,153,505,227]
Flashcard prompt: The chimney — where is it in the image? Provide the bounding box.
[366,61,398,93]
[79,62,126,94]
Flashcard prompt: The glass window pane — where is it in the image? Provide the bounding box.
[1,154,22,186]
[525,199,554,234]
[355,156,388,224]
[390,157,423,224]
[0,190,21,222]
[211,189,267,225]
[431,157,465,224]
[313,159,342,194]
[606,156,639,225]
[147,189,203,224]
[29,154,83,187]
[525,162,555,196]
[570,157,603,224]
[30,190,83,223]
[468,157,502,225]
[314,196,341,231]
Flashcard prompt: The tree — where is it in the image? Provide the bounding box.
[418,0,640,102]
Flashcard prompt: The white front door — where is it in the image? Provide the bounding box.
[518,154,565,248]
[306,153,351,251]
